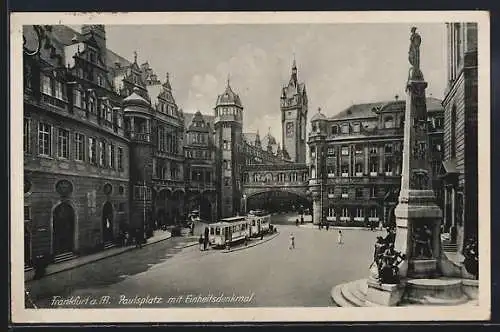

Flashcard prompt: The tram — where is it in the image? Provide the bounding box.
[208,216,250,247]
[247,210,271,237]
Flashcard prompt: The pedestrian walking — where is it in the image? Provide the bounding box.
[296,219,299,227]
[198,235,204,251]
[204,227,209,250]
[326,223,329,231]
[300,215,304,224]
[337,230,343,245]
[135,228,143,249]
[289,233,295,250]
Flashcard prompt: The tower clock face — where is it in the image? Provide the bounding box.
[286,122,294,137]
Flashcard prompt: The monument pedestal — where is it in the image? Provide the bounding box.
[365,279,406,306]
[312,197,321,225]
[394,189,443,278]
[411,259,438,278]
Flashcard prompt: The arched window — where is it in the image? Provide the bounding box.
[450,106,457,158]
[265,173,273,182]
[311,166,316,179]
[384,116,394,129]
[89,96,96,113]
[341,124,350,134]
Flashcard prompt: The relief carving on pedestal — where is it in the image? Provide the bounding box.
[412,141,427,161]
[409,169,429,190]
[412,222,434,259]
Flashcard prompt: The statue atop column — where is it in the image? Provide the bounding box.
[408,27,423,81]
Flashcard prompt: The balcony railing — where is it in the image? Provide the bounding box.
[128,132,151,142]
[41,93,68,110]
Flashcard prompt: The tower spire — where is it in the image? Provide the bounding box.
[133,50,138,64]
[227,73,230,87]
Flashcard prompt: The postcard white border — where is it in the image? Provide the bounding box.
[10,11,491,323]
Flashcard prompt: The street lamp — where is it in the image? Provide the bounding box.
[242,194,247,215]
[196,171,201,220]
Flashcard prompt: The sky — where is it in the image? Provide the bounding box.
[104,23,447,143]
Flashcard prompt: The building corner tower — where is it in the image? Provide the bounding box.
[214,79,244,218]
[280,59,308,163]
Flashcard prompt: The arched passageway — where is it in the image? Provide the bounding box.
[246,191,311,215]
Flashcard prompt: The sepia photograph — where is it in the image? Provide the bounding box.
[10,11,490,323]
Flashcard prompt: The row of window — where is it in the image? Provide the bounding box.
[189,132,208,145]
[185,149,211,159]
[216,107,242,118]
[312,144,396,158]
[152,159,181,180]
[24,118,124,170]
[157,127,180,154]
[157,102,178,117]
[242,172,309,183]
[310,159,397,178]
[327,207,378,219]
[326,186,378,199]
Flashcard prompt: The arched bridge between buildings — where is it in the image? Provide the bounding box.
[241,163,311,213]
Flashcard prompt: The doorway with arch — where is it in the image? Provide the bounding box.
[52,202,75,255]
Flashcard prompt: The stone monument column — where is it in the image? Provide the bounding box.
[312,191,321,225]
[394,27,443,278]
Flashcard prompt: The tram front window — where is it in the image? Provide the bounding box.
[210,228,214,235]
[215,227,220,235]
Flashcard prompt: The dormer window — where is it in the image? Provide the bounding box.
[331,125,338,135]
[89,52,96,63]
[384,116,394,129]
[341,124,349,134]
[353,122,361,133]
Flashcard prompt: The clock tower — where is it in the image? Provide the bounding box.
[280,59,308,163]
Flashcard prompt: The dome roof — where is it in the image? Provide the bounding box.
[311,107,326,121]
[123,87,150,108]
[216,83,242,107]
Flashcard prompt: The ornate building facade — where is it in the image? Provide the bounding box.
[441,23,478,253]
[307,97,444,225]
[23,25,131,266]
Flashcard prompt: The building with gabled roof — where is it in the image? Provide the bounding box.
[307,96,444,226]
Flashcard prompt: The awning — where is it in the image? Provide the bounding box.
[442,158,458,174]
[439,158,460,181]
